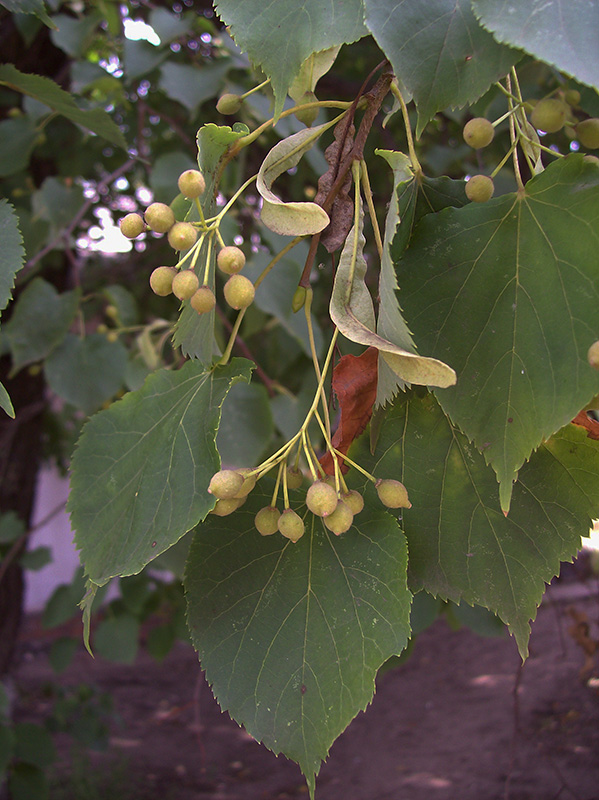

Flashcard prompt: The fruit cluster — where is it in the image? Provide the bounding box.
[119,169,256,316]
[207,466,411,542]
[461,88,599,203]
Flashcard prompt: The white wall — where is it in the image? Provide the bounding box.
[25,467,79,612]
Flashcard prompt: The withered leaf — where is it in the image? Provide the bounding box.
[320,346,379,474]
[315,118,355,252]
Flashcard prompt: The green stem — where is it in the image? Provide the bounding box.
[506,74,525,191]
[271,461,284,507]
[331,448,377,482]
[254,236,304,289]
[240,78,270,100]
[202,233,213,285]
[217,306,248,365]
[391,82,422,176]
[345,161,362,305]
[304,288,332,444]
[360,159,384,261]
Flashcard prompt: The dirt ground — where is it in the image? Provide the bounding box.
[12,575,599,800]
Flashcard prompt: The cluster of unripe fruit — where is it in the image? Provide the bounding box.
[207,466,411,542]
[461,90,599,204]
[119,169,256,315]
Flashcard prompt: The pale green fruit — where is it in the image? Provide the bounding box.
[168,222,198,252]
[208,469,244,499]
[291,286,307,313]
[178,169,205,198]
[465,174,494,203]
[145,202,175,233]
[150,266,177,296]
[190,285,216,314]
[323,501,353,535]
[376,479,411,509]
[217,245,246,275]
[119,213,145,239]
[286,466,304,490]
[341,490,364,515]
[172,270,200,300]
[576,119,599,149]
[564,89,581,107]
[210,497,240,516]
[588,340,599,369]
[278,509,305,542]
[306,480,338,517]
[463,117,494,149]
[224,274,255,310]
[255,506,280,536]
[531,99,567,133]
[216,93,242,115]
[294,91,318,127]
[234,468,257,498]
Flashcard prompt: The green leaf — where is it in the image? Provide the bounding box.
[364,0,520,134]
[244,239,324,358]
[397,155,599,511]
[101,284,139,327]
[93,613,139,664]
[288,46,341,104]
[4,278,80,373]
[14,722,55,769]
[0,382,14,418]
[123,39,168,81]
[376,150,417,405]
[0,117,39,177]
[44,333,128,415]
[149,7,193,43]
[256,124,332,236]
[19,546,51,571]
[149,152,196,205]
[0,199,25,315]
[356,391,599,657]
[0,0,55,29]
[0,723,15,782]
[214,0,367,118]
[473,0,599,91]
[216,382,274,467]
[172,123,249,361]
[8,762,48,800]
[31,177,84,232]
[159,61,230,114]
[0,511,25,544]
[48,637,78,673]
[69,358,253,586]
[185,489,411,793]
[0,64,127,150]
[50,12,101,58]
[376,152,468,405]
[330,202,456,388]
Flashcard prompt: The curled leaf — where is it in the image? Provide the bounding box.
[257,125,331,236]
[289,46,341,104]
[329,203,457,389]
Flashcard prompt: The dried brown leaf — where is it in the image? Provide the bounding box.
[314,118,355,252]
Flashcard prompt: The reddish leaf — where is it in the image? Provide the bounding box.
[572,410,599,440]
[320,347,378,474]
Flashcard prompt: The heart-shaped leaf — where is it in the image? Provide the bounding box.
[396,155,599,512]
[185,489,411,797]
